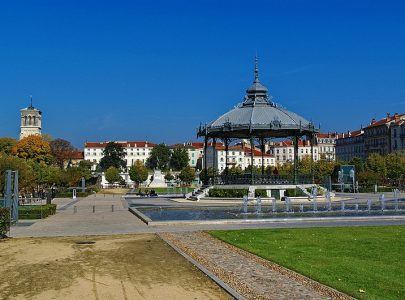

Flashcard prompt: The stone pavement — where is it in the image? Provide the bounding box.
[10,195,150,237]
[160,232,354,300]
[10,195,405,238]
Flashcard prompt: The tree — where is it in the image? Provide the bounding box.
[349,157,364,173]
[178,166,195,185]
[365,153,386,180]
[277,162,293,175]
[105,166,121,184]
[0,137,17,155]
[299,155,312,174]
[385,152,405,181]
[12,135,53,164]
[50,138,75,168]
[313,160,337,182]
[228,166,243,175]
[357,170,380,186]
[170,148,189,171]
[129,160,149,187]
[99,142,126,171]
[0,155,36,193]
[146,143,171,170]
[164,172,174,181]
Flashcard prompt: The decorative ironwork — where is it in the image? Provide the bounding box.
[208,174,313,186]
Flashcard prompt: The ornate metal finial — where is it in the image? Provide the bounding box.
[29,95,33,109]
[254,54,259,82]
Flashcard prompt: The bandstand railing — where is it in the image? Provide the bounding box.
[208,174,313,185]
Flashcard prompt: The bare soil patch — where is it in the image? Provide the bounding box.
[0,234,230,300]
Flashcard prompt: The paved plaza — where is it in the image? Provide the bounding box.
[6,194,404,299]
[10,193,405,238]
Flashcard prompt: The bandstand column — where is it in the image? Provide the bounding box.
[212,138,217,177]
[224,138,229,176]
[310,134,315,184]
[293,135,299,184]
[250,136,255,184]
[204,136,208,185]
[260,137,265,176]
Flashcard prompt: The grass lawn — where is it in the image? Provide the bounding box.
[209,226,405,300]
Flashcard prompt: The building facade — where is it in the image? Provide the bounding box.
[316,132,341,161]
[335,130,365,161]
[268,139,319,165]
[84,141,155,170]
[364,113,405,157]
[205,145,275,172]
[169,142,204,168]
[391,118,405,152]
[20,100,42,140]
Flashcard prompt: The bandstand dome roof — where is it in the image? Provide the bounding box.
[198,58,318,139]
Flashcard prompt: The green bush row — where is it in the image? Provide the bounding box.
[284,188,308,197]
[0,208,10,238]
[18,204,57,219]
[358,186,397,193]
[208,188,268,198]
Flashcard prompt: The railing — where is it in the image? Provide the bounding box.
[208,174,313,185]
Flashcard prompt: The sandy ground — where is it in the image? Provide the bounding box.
[0,234,230,300]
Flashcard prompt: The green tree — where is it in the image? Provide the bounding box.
[0,155,36,193]
[129,160,149,187]
[178,166,195,185]
[277,162,293,175]
[349,157,364,173]
[105,166,121,184]
[313,160,337,182]
[0,137,17,155]
[385,152,405,181]
[357,170,380,186]
[164,172,174,181]
[12,135,54,164]
[365,153,386,180]
[99,142,126,171]
[199,167,217,183]
[170,148,189,171]
[227,166,243,175]
[146,144,171,170]
[50,138,75,168]
[299,155,312,174]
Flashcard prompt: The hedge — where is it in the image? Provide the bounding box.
[0,208,10,238]
[208,188,268,198]
[18,204,57,219]
[284,188,308,197]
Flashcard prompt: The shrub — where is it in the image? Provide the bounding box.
[0,208,10,238]
[18,204,57,219]
[255,189,267,197]
[284,188,307,197]
[208,188,248,198]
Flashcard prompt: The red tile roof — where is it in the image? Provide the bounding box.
[366,113,405,128]
[85,141,155,148]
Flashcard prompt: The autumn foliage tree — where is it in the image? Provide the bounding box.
[12,135,53,164]
[50,138,75,168]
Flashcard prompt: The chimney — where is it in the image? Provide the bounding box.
[371,118,376,125]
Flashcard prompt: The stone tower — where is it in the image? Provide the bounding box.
[20,97,42,140]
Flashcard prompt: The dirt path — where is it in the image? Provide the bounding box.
[0,234,230,300]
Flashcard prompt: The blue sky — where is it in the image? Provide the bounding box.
[0,0,404,148]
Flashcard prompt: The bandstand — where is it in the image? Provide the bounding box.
[197,58,319,188]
